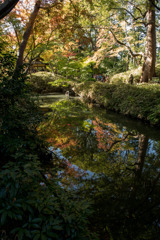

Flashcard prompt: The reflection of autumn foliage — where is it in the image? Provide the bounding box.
[92,117,125,151]
[59,160,87,188]
[39,113,129,156]
[55,138,77,149]
[39,121,78,149]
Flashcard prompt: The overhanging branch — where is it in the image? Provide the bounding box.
[109,28,143,59]
[0,0,19,19]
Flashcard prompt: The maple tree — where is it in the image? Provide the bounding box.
[1,0,66,69]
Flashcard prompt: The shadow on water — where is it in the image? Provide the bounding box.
[39,95,160,240]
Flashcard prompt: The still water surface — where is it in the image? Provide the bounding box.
[40,94,160,239]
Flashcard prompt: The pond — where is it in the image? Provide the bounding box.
[39,94,160,240]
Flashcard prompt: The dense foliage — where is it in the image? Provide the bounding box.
[0,48,45,166]
[0,161,96,240]
[3,0,159,83]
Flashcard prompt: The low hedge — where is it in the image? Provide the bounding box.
[28,72,75,94]
[73,81,160,126]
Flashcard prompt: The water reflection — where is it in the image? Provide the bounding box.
[39,98,160,239]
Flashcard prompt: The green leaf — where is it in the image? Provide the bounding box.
[41,234,47,240]
[32,224,41,229]
[53,225,63,230]
[1,212,7,225]
[47,232,59,238]
[33,233,41,240]
[32,218,42,223]
[11,227,20,234]
[16,214,23,220]
[18,229,24,240]
[0,188,6,198]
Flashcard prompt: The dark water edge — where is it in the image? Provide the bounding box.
[40,94,160,240]
[96,106,160,141]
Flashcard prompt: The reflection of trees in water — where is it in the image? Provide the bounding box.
[69,123,160,239]
[136,134,149,178]
[86,134,160,240]
[40,100,160,239]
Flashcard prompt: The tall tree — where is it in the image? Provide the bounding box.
[141,0,156,82]
[88,0,157,82]
[111,0,156,82]
[16,0,42,69]
[15,0,64,69]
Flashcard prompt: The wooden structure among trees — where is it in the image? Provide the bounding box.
[29,57,48,73]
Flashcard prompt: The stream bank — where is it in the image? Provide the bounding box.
[73,81,160,126]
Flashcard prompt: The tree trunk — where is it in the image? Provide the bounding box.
[0,0,19,19]
[136,134,148,179]
[141,0,156,82]
[15,0,42,69]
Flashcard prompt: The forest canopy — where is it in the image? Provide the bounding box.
[0,0,159,82]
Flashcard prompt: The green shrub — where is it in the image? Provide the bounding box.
[49,78,75,93]
[110,64,160,84]
[0,161,98,240]
[28,72,57,93]
[0,51,49,166]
